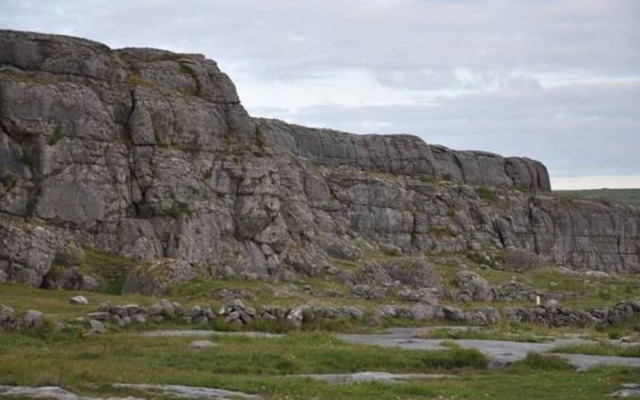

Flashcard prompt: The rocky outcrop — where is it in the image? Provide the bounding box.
[454,270,496,302]
[0,217,59,286]
[256,118,551,191]
[506,300,640,328]
[0,30,638,290]
[122,258,198,295]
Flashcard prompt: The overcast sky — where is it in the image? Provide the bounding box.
[2,0,639,189]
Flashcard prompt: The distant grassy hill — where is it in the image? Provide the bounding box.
[554,188,640,206]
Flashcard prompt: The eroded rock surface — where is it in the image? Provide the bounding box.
[0,30,638,289]
[257,118,551,191]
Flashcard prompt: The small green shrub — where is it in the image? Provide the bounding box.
[427,225,457,238]
[20,150,35,167]
[515,353,573,371]
[420,347,488,369]
[127,74,156,88]
[0,173,17,191]
[166,200,194,219]
[475,186,498,202]
[447,206,456,218]
[608,331,622,340]
[203,168,213,180]
[255,126,266,150]
[48,125,65,146]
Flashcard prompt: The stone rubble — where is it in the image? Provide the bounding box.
[3,297,640,333]
[69,295,89,305]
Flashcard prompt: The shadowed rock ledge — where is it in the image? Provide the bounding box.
[0,29,638,289]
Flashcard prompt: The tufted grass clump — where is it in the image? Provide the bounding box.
[513,352,574,371]
[47,125,65,146]
[79,247,139,294]
[475,186,499,202]
[0,173,17,191]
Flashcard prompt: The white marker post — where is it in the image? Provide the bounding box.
[536,295,541,306]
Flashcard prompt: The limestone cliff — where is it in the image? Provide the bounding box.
[0,30,638,288]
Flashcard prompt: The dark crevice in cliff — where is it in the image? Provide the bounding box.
[125,88,144,218]
[452,153,467,184]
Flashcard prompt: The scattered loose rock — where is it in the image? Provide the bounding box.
[89,319,105,334]
[190,340,217,350]
[454,270,495,302]
[69,295,89,306]
[22,310,44,329]
[0,305,16,329]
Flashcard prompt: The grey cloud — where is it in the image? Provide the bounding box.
[1,0,639,83]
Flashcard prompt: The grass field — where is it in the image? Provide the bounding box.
[2,240,640,399]
[554,188,640,206]
[0,328,638,400]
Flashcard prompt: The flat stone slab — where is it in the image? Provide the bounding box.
[609,383,640,397]
[292,371,458,385]
[0,385,142,400]
[0,384,262,400]
[112,384,262,399]
[139,330,283,339]
[557,354,640,372]
[339,330,640,369]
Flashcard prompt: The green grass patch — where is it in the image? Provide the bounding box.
[80,248,140,294]
[427,225,457,238]
[431,253,639,310]
[551,343,640,358]
[0,173,17,192]
[0,330,484,388]
[475,186,499,202]
[127,74,158,89]
[0,69,58,85]
[512,352,574,371]
[47,125,65,146]
[0,328,637,399]
[0,284,158,321]
[415,325,549,343]
[554,188,640,206]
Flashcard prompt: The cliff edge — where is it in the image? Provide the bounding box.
[0,30,638,289]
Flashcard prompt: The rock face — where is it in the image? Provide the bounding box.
[0,30,638,289]
[257,118,551,192]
